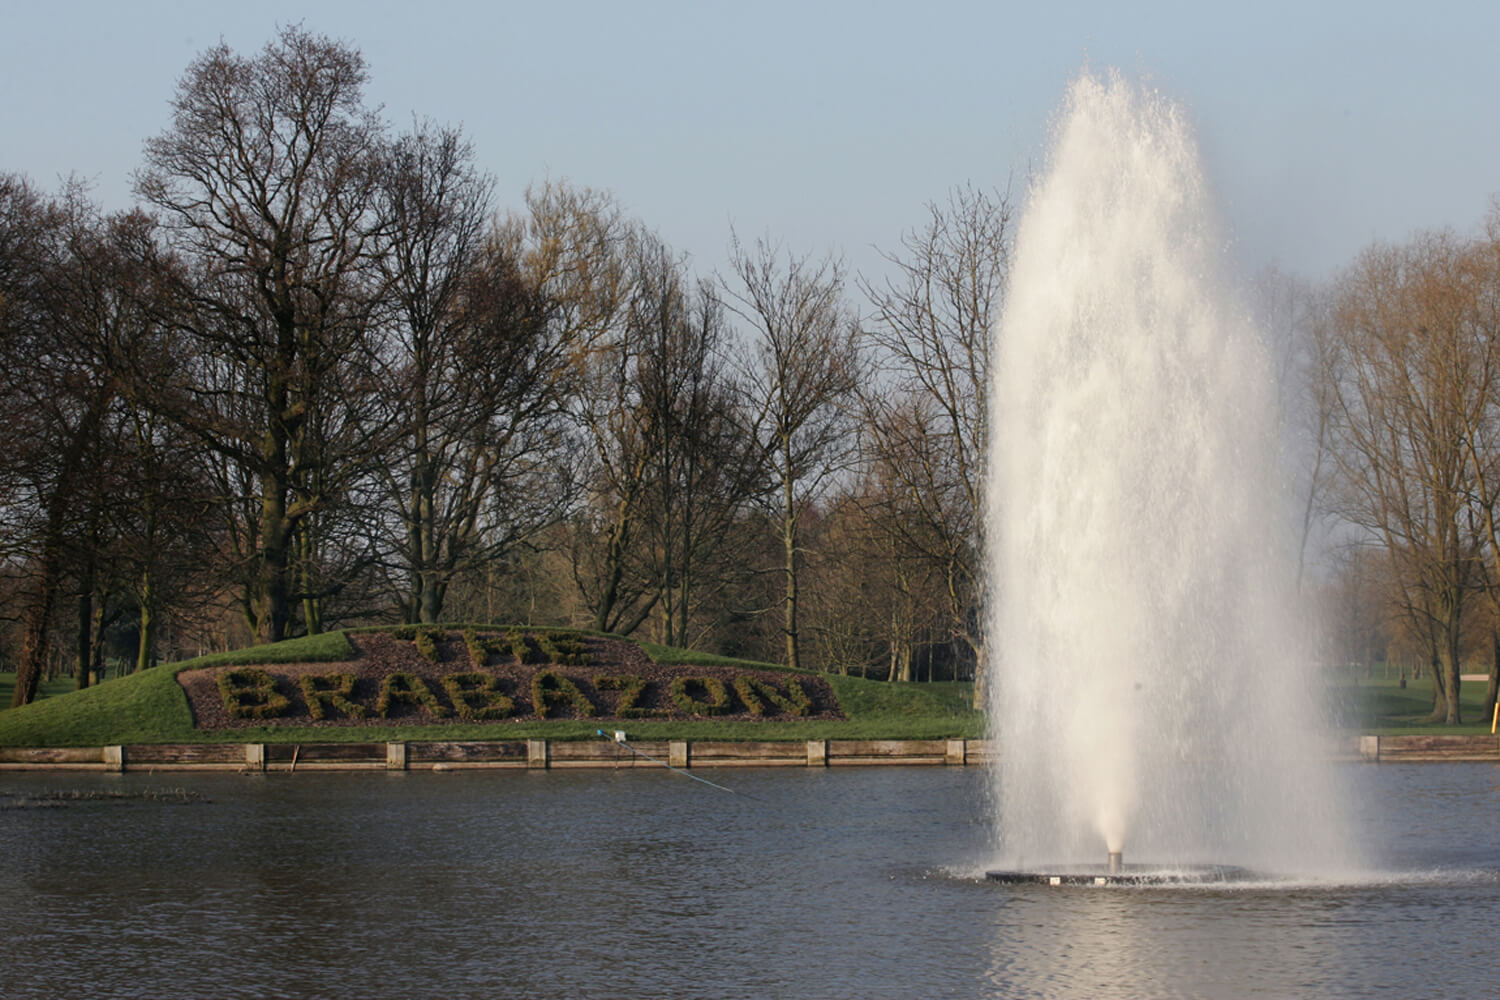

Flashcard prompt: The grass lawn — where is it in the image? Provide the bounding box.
[1328,672,1498,735]
[0,629,982,747]
[11,633,1495,747]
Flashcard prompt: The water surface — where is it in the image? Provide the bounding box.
[1,763,1497,998]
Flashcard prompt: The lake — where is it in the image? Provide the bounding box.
[2,762,1497,998]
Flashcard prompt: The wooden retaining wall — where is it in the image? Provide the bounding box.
[1354,734,1500,762]
[0,735,1493,772]
[0,739,979,773]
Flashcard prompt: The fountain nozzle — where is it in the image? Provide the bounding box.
[1108,851,1123,874]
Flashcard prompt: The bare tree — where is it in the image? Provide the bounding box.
[112,397,219,674]
[0,179,108,706]
[857,184,1010,693]
[369,123,573,624]
[802,479,950,681]
[567,229,762,640]
[851,400,971,680]
[0,175,57,702]
[136,26,387,643]
[727,236,862,671]
[1328,232,1490,723]
[503,184,648,634]
[1449,207,1500,722]
[0,184,176,704]
[374,120,491,623]
[799,495,883,675]
[632,255,766,648]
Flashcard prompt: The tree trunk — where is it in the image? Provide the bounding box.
[677,570,694,650]
[136,579,156,674]
[75,590,93,691]
[782,467,800,672]
[12,589,55,708]
[257,433,294,643]
[1426,648,1447,723]
[888,639,913,683]
[260,491,292,643]
[1443,621,1463,725]
[591,463,658,636]
[1484,630,1500,733]
[412,446,444,626]
[972,643,988,710]
[90,609,106,682]
[1427,631,1463,725]
[299,528,323,635]
[1444,661,1462,725]
[14,485,71,704]
[593,506,631,633]
[256,331,298,644]
[419,579,442,626]
[10,396,105,706]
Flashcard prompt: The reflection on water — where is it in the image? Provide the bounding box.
[980,874,1499,998]
[1,763,1498,999]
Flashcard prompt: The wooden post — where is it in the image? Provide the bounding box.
[103,745,125,772]
[806,739,827,767]
[1359,735,1380,762]
[669,741,689,769]
[386,743,408,771]
[245,744,266,771]
[945,739,966,765]
[527,739,549,769]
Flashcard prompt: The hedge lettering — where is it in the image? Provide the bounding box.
[596,675,665,718]
[733,676,813,717]
[670,676,733,716]
[441,672,516,720]
[217,667,291,719]
[299,672,367,720]
[377,672,449,718]
[531,669,596,718]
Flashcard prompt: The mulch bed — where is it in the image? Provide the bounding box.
[177,631,843,730]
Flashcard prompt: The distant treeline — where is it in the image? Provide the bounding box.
[0,27,1000,705]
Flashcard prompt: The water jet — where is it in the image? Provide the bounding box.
[985,71,1351,881]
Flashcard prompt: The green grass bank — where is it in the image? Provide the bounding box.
[6,631,1495,749]
[0,628,982,748]
[1329,672,1498,735]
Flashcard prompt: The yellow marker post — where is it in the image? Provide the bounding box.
[1492,700,1499,736]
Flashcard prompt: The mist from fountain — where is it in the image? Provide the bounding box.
[986,72,1352,876]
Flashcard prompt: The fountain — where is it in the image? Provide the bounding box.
[985,72,1351,884]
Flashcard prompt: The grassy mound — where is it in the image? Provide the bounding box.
[0,628,981,746]
[0,632,355,747]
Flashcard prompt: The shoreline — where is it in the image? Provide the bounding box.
[1,733,1496,772]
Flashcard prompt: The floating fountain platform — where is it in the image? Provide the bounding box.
[986,864,1253,886]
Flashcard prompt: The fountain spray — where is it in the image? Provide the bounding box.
[986,71,1352,879]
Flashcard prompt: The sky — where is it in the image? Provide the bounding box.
[3,1,1498,289]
